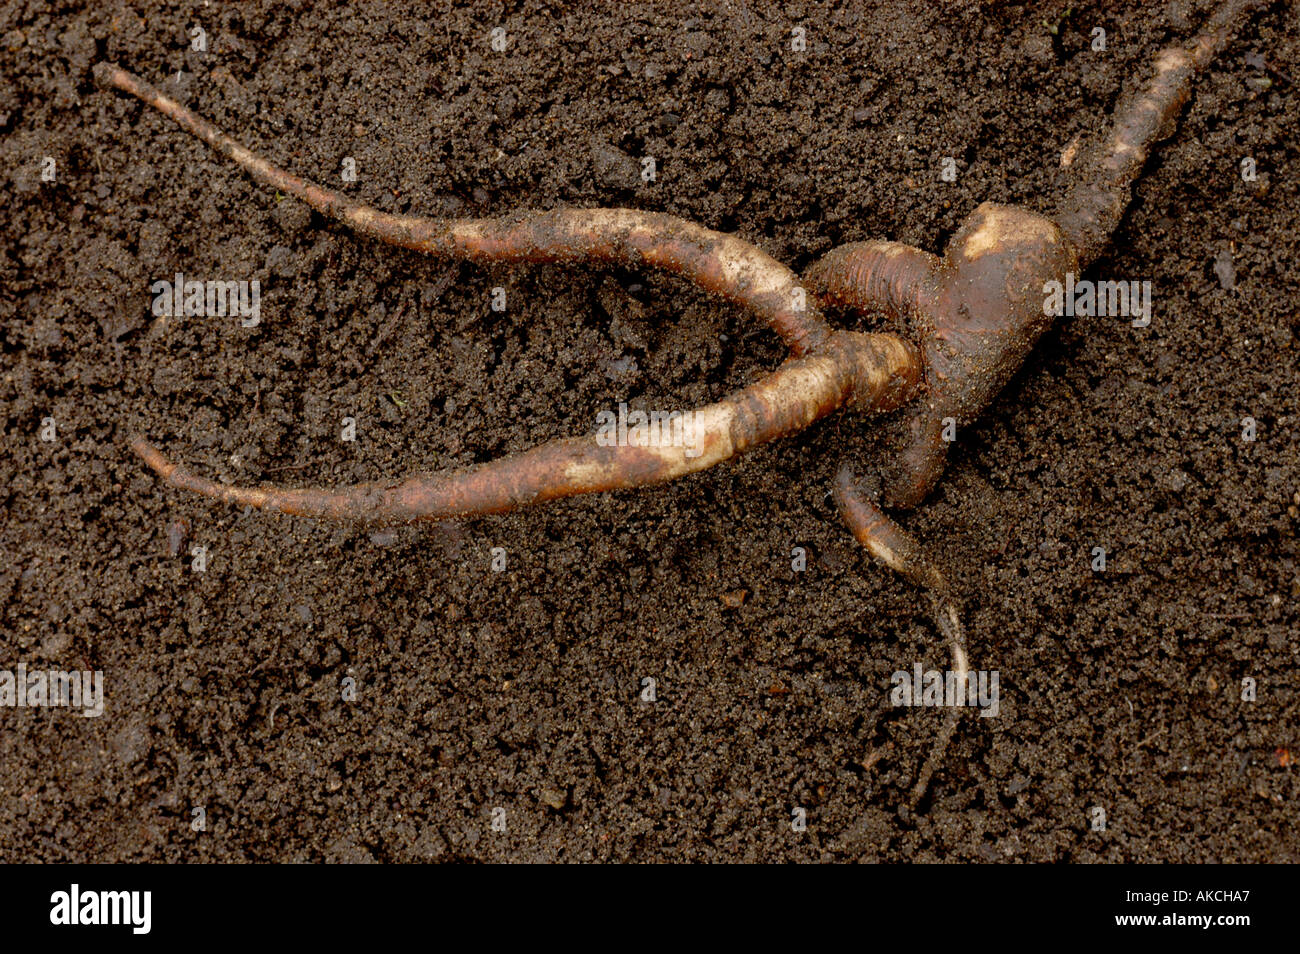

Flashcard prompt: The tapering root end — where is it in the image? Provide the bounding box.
[129,435,283,513]
[907,594,970,811]
[832,463,972,810]
[1057,0,1274,265]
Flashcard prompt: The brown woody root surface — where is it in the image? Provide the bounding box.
[129,331,920,524]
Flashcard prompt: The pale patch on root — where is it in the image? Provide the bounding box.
[958,203,1063,262]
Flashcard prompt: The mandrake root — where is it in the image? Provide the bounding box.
[96,0,1271,809]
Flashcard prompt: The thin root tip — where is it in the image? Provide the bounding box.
[931,594,969,674]
[92,62,122,88]
[128,435,175,478]
[906,593,971,812]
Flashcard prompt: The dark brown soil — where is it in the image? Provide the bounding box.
[1,0,1296,862]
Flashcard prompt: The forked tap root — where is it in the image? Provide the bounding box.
[95,0,1272,809]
